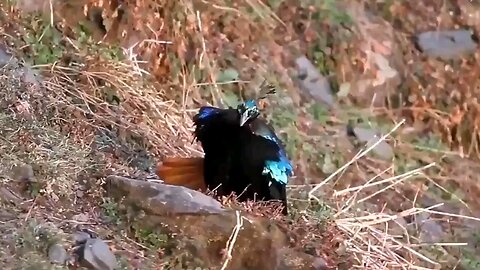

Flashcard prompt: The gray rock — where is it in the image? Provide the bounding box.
[78,238,117,270]
[105,175,331,269]
[13,66,43,90]
[415,30,478,60]
[22,66,41,85]
[76,190,85,198]
[105,175,225,215]
[415,212,445,243]
[0,187,21,205]
[48,243,68,265]
[295,56,335,108]
[11,164,34,182]
[347,126,394,160]
[313,257,329,270]
[72,213,90,223]
[0,47,15,67]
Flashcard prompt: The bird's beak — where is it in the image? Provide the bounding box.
[239,113,249,126]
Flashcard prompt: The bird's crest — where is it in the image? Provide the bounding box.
[237,78,277,115]
[257,79,277,100]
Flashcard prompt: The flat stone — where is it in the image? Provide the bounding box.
[105,175,324,269]
[415,30,477,60]
[105,175,225,215]
[295,56,335,108]
[347,126,394,161]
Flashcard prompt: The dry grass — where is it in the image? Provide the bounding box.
[0,113,91,196]
[42,59,200,158]
[0,63,93,199]
[305,121,478,269]
[0,62,95,268]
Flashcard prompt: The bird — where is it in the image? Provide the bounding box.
[157,84,293,214]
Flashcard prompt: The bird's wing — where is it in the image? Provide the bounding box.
[248,118,289,157]
[247,118,294,184]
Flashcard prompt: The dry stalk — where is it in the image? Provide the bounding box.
[220,210,249,270]
[308,119,406,200]
[331,153,479,269]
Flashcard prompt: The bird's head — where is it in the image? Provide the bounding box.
[237,80,277,126]
[237,100,260,126]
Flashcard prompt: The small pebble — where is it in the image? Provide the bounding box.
[72,213,90,223]
[313,257,328,270]
[48,243,68,265]
[76,190,85,198]
[12,164,34,182]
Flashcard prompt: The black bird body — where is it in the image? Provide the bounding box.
[192,101,293,213]
[192,106,239,195]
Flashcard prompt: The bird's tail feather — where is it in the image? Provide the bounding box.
[156,157,206,191]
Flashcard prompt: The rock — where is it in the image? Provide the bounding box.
[21,66,43,90]
[72,213,90,223]
[295,56,335,108]
[77,238,117,270]
[76,190,85,198]
[48,243,68,265]
[415,30,477,60]
[418,192,461,214]
[312,257,329,270]
[105,175,321,269]
[11,164,34,182]
[0,46,14,67]
[0,187,22,205]
[414,212,444,243]
[347,125,394,160]
[277,248,331,270]
[105,175,225,215]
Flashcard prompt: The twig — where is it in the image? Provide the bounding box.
[309,119,406,200]
[221,210,245,270]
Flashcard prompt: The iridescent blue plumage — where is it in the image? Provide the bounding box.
[264,157,293,185]
[244,100,256,108]
[196,106,223,121]
[247,118,293,185]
